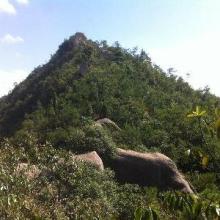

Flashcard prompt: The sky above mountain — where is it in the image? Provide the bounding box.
[0,0,220,97]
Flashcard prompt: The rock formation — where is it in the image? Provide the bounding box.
[110,148,193,193]
[72,151,104,171]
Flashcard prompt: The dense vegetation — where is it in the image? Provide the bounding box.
[0,33,219,219]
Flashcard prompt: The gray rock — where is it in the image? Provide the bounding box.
[72,151,104,171]
[111,148,194,193]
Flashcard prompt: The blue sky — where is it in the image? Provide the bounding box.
[0,0,220,97]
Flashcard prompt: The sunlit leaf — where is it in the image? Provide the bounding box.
[187,113,196,118]
[185,149,191,156]
[216,207,220,216]
[201,156,209,168]
[199,110,206,116]
[187,106,206,118]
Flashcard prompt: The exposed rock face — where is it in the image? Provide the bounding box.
[95,118,121,130]
[54,32,87,67]
[79,62,89,76]
[69,32,87,48]
[72,151,104,171]
[111,148,193,193]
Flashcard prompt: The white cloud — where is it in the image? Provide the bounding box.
[0,0,16,14]
[16,0,29,5]
[0,69,28,97]
[0,34,24,44]
[0,0,29,15]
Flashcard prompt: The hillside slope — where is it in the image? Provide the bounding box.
[0,32,219,219]
[0,33,219,165]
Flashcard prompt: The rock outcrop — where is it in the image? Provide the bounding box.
[95,118,121,130]
[110,148,193,193]
[72,151,104,171]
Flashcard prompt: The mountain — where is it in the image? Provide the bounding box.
[0,33,219,219]
[0,32,220,163]
[0,32,90,135]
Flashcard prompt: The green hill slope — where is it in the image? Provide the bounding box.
[0,32,219,168]
[0,33,219,219]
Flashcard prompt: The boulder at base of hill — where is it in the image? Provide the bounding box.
[72,151,104,171]
[111,148,193,193]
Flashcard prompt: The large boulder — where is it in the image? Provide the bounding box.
[110,148,194,193]
[72,151,104,171]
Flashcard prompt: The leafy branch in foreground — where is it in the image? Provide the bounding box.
[187,106,219,170]
[134,206,159,220]
[162,192,220,220]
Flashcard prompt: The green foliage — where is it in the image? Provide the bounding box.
[0,138,219,219]
[187,106,206,118]
[134,207,159,220]
[162,192,220,220]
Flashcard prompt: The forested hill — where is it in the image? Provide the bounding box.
[0,32,220,162]
[0,32,219,163]
[0,32,220,219]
